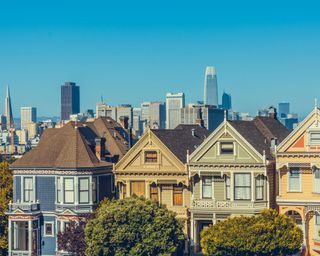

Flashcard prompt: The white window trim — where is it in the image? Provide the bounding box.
[309,131,320,145]
[44,221,54,237]
[78,177,90,205]
[314,169,320,193]
[63,177,75,204]
[201,175,214,200]
[287,169,302,192]
[21,176,36,203]
[234,173,252,201]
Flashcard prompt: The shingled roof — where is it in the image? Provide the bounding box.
[152,124,210,163]
[229,116,290,159]
[12,117,132,169]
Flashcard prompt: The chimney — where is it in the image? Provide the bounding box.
[95,138,106,161]
[268,106,278,120]
[270,137,278,155]
[119,116,129,129]
[191,128,195,137]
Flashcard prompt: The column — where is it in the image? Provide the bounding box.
[190,216,194,247]
[28,220,32,254]
[8,219,11,254]
[278,169,282,196]
[126,181,130,197]
[230,173,234,201]
[302,220,307,248]
[145,182,150,199]
[251,174,255,202]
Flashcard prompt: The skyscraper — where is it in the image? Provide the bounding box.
[61,82,80,120]
[203,66,218,107]
[5,85,14,130]
[222,92,232,110]
[21,107,37,130]
[166,92,185,129]
[278,102,290,118]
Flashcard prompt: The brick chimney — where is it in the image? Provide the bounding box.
[95,138,106,161]
[119,116,129,129]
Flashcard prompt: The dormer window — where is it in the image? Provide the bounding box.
[220,142,234,155]
[310,132,320,145]
[144,151,158,163]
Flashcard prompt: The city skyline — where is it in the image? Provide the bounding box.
[1,1,320,118]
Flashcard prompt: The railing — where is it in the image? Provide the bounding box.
[55,204,96,213]
[10,251,32,256]
[167,206,188,217]
[8,201,40,212]
[191,199,267,209]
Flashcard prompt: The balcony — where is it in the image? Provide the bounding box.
[191,199,267,210]
[8,201,40,213]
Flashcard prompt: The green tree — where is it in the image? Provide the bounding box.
[85,197,185,256]
[0,161,13,254]
[201,209,303,256]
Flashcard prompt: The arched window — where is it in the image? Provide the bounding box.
[286,210,302,225]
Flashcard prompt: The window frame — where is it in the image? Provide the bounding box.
[150,183,158,202]
[44,221,54,237]
[225,176,231,200]
[56,177,61,204]
[309,131,320,145]
[173,184,183,206]
[288,169,301,192]
[64,178,75,204]
[23,176,34,203]
[202,176,213,199]
[144,150,158,163]
[234,173,251,201]
[255,175,265,200]
[220,142,234,155]
[92,177,97,203]
[78,177,90,204]
[314,169,320,193]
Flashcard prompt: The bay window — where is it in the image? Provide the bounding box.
[234,173,251,200]
[79,178,89,204]
[64,178,74,204]
[225,176,230,200]
[314,169,320,193]
[56,177,61,203]
[92,177,97,203]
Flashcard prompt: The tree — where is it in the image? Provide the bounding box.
[201,209,303,256]
[0,161,13,255]
[85,197,185,256]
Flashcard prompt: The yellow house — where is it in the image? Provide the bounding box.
[113,124,209,253]
[277,107,320,256]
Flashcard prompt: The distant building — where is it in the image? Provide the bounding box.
[284,114,299,130]
[61,82,80,120]
[96,103,133,128]
[180,104,225,131]
[222,92,232,110]
[5,85,14,130]
[166,92,185,129]
[278,102,290,118]
[204,67,218,107]
[16,129,28,145]
[149,102,166,129]
[21,107,37,139]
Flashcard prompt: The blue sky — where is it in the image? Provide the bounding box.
[0,0,320,117]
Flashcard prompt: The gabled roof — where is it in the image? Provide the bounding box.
[229,116,290,159]
[152,124,210,163]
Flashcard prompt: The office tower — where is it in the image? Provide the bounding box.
[149,102,166,129]
[133,108,143,136]
[116,105,133,128]
[61,82,80,120]
[222,92,232,110]
[180,104,224,131]
[16,129,29,145]
[203,66,218,107]
[278,102,290,118]
[5,85,14,130]
[284,113,299,130]
[21,107,37,130]
[166,92,185,129]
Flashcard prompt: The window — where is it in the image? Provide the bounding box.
[288,169,301,192]
[225,176,230,200]
[44,222,54,237]
[64,178,74,204]
[130,181,145,197]
[220,142,234,155]
[255,175,264,200]
[310,132,320,145]
[122,183,127,198]
[150,183,158,201]
[57,177,61,203]
[234,173,251,200]
[314,169,320,193]
[316,213,320,225]
[79,178,89,204]
[144,151,158,163]
[23,177,34,202]
[202,176,212,199]
[92,177,97,203]
[173,185,183,206]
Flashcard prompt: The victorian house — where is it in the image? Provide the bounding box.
[188,114,289,253]
[113,124,209,253]
[277,107,320,256]
[7,117,131,256]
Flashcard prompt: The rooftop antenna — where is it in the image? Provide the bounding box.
[101,94,104,103]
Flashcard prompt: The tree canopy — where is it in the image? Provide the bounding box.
[85,197,185,256]
[200,209,303,256]
[0,161,13,254]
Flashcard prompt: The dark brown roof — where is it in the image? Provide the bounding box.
[11,117,133,169]
[229,116,290,159]
[152,124,210,163]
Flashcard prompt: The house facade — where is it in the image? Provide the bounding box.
[276,108,320,256]
[188,115,289,253]
[7,117,131,256]
[113,124,209,253]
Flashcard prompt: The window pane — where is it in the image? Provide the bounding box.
[202,177,212,199]
[24,178,33,189]
[64,179,74,190]
[220,142,234,154]
[226,176,230,200]
[79,178,89,190]
[65,191,74,203]
[45,223,53,236]
[80,191,89,203]
[289,170,300,191]
[173,185,183,205]
[234,174,251,200]
[315,170,320,193]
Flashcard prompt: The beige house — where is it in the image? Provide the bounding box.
[188,115,289,253]
[277,107,320,256]
[113,124,209,252]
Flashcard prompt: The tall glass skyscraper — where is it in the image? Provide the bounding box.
[222,92,232,110]
[61,82,80,120]
[203,66,218,107]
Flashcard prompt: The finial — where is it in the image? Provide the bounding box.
[315,98,318,110]
[224,110,227,122]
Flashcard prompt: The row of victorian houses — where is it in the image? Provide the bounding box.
[6,107,320,256]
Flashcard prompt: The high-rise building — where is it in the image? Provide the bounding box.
[180,104,225,131]
[204,66,218,107]
[21,107,37,130]
[166,92,185,129]
[149,102,166,129]
[5,85,14,130]
[278,102,290,118]
[222,92,232,110]
[61,82,80,120]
